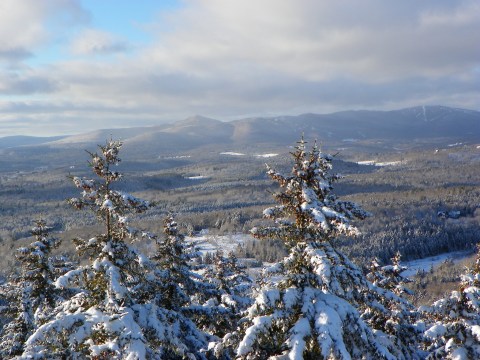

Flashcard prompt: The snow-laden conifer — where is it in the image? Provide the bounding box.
[420,244,480,359]
[201,250,253,338]
[135,214,215,358]
[0,220,71,358]
[227,137,419,359]
[365,253,421,359]
[20,140,164,359]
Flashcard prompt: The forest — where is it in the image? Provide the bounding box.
[0,138,479,359]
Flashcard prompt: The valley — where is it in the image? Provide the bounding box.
[1,106,480,305]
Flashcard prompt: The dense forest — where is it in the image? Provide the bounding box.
[1,138,479,359]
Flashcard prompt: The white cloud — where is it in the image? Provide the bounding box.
[0,0,479,136]
[70,29,129,56]
[0,0,88,63]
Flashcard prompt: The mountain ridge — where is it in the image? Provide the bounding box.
[1,106,479,158]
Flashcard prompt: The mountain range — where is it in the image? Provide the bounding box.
[1,106,479,166]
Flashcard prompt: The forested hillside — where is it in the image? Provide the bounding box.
[1,138,479,359]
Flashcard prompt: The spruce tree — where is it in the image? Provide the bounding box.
[0,220,70,358]
[364,253,421,359]
[420,244,480,359]
[20,140,162,359]
[202,250,253,338]
[227,138,419,359]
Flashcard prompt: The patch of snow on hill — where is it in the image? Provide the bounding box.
[185,175,208,180]
[220,152,245,156]
[357,160,403,167]
[186,233,253,256]
[402,250,473,278]
[256,153,278,158]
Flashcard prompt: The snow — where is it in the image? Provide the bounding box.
[357,160,403,167]
[255,153,278,158]
[357,160,376,165]
[185,175,208,180]
[424,323,447,339]
[220,152,245,156]
[472,325,480,340]
[237,315,272,356]
[185,233,253,256]
[401,250,472,278]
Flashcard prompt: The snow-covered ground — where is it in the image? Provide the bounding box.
[220,152,245,156]
[357,160,403,167]
[255,153,278,158]
[402,250,473,278]
[220,152,279,158]
[185,232,253,255]
[185,175,209,180]
[187,232,474,281]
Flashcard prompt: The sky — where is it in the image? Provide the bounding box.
[0,0,479,137]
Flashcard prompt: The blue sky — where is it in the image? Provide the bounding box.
[0,0,479,137]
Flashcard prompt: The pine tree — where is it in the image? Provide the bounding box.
[0,220,71,358]
[420,244,480,359]
[226,138,419,359]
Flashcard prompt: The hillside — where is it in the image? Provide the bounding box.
[1,106,479,169]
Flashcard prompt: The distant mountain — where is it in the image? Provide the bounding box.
[230,106,480,145]
[1,106,479,164]
[0,135,66,149]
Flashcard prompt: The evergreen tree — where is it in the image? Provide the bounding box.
[421,244,480,359]
[0,220,71,358]
[152,215,203,311]
[20,140,165,359]
[138,214,215,358]
[364,253,421,359]
[202,250,253,338]
[226,138,419,359]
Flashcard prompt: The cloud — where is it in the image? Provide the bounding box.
[0,0,89,64]
[144,0,479,82]
[69,29,129,56]
[0,0,479,136]
[0,72,59,94]
[0,48,33,62]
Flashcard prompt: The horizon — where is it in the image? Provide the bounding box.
[1,0,479,137]
[0,104,478,140]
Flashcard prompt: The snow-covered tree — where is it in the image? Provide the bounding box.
[19,140,166,359]
[364,253,421,359]
[208,251,252,313]
[202,250,253,338]
[0,220,71,358]
[151,215,203,311]
[420,244,480,359]
[367,252,413,297]
[225,138,419,359]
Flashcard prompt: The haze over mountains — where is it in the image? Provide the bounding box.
[1,106,479,165]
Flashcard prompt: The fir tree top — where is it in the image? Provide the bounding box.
[252,137,369,248]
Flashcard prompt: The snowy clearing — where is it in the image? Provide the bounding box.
[220,152,245,156]
[185,175,208,180]
[357,160,403,167]
[402,250,473,278]
[185,233,253,256]
[255,153,278,158]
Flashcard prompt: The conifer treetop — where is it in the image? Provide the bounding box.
[68,139,152,248]
[252,137,368,247]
